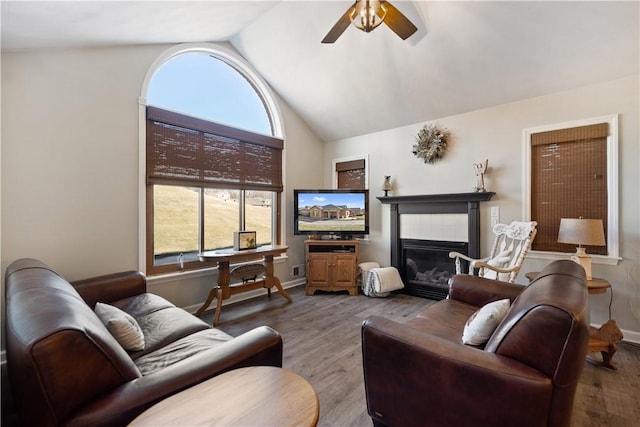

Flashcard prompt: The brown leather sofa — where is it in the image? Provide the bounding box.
[362,260,589,427]
[5,258,283,426]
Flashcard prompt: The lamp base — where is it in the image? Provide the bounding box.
[571,249,593,280]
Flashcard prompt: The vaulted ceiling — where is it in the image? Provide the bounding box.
[2,1,638,141]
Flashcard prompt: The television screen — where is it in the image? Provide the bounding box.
[294,189,369,237]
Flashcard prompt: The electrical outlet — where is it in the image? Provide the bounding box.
[491,206,500,227]
[291,264,304,277]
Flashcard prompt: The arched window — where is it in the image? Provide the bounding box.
[142,46,283,275]
[148,52,272,135]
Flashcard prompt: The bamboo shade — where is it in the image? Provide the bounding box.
[147,106,283,192]
[531,123,608,254]
[336,159,366,189]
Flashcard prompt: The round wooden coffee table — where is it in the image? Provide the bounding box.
[130,366,319,426]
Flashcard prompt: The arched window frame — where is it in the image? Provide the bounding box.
[138,43,286,275]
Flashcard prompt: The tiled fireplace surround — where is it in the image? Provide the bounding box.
[378,193,495,300]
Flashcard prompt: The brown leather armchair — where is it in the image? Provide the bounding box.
[361,260,589,427]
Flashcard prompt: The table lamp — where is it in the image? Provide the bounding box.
[557,217,606,280]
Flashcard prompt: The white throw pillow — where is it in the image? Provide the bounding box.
[95,302,145,351]
[462,299,510,346]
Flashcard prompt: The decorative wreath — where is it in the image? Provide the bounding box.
[412,124,450,164]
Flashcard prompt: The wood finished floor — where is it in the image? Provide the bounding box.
[204,285,640,427]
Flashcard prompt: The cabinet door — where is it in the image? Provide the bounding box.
[307,253,331,287]
[333,254,356,287]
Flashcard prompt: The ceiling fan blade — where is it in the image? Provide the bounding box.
[381,1,418,40]
[322,5,357,43]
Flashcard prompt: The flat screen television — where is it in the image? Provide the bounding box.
[293,189,369,238]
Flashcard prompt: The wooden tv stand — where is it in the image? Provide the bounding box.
[305,240,359,296]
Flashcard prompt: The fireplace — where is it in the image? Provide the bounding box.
[402,239,468,300]
[378,192,495,300]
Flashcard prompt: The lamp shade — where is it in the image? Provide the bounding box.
[558,218,606,247]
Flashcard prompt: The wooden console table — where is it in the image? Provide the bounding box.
[197,245,291,325]
[525,272,623,369]
[129,366,319,426]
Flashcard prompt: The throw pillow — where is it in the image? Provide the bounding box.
[95,302,145,351]
[462,299,510,346]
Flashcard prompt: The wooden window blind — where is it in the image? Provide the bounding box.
[531,123,608,254]
[147,106,283,192]
[336,159,365,189]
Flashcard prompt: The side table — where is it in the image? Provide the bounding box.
[197,245,291,326]
[525,272,623,369]
[129,366,319,426]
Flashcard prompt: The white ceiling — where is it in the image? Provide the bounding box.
[2,1,638,141]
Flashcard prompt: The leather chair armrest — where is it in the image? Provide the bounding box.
[362,316,552,427]
[65,326,283,426]
[448,273,524,306]
[72,270,147,308]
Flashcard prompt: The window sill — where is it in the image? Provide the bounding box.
[527,250,620,266]
[147,254,289,285]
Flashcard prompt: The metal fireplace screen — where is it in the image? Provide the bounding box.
[401,239,469,300]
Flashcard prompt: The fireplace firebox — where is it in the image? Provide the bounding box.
[402,239,468,300]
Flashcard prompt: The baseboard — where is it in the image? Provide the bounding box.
[619,328,640,345]
[590,321,640,345]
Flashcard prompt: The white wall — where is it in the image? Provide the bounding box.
[325,74,640,340]
[0,44,325,352]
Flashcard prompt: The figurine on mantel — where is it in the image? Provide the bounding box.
[473,159,488,192]
[381,176,393,197]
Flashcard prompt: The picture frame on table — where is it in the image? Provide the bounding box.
[234,231,257,251]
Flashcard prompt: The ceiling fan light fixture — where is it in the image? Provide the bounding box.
[322,0,416,43]
[350,0,387,33]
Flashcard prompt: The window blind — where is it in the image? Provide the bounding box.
[147,106,283,192]
[531,123,608,254]
[336,159,366,189]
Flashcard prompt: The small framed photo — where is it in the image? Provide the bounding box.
[234,231,257,251]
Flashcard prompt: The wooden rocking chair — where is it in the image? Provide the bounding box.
[449,221,537,283]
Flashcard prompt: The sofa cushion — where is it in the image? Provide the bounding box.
[125,305,212,359]
[111,293,175,318]
[134,328,234,375]
[95,302,146,351]
[462,299,510,345]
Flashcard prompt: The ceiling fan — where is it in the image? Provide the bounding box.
[322,0,418,43]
